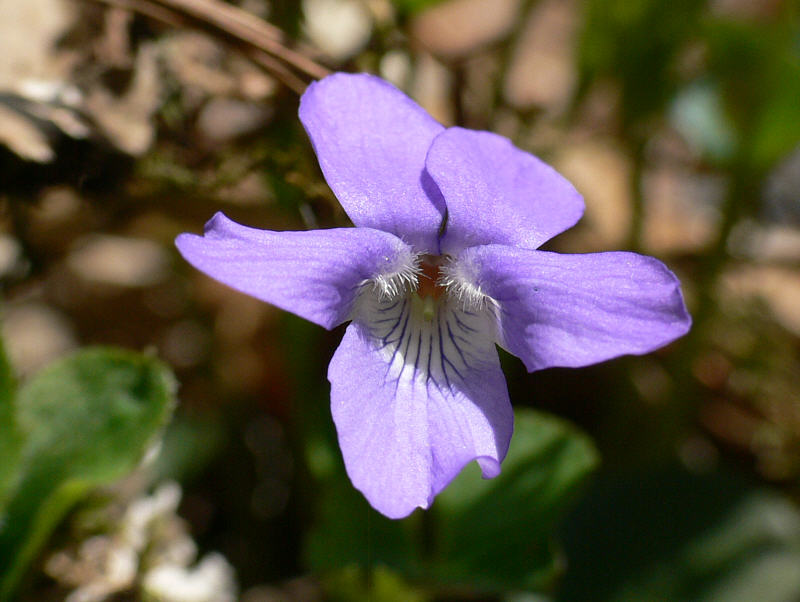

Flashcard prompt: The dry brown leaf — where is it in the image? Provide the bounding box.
[411,0,520,59]
[503,0,577,112]
[0,104,55,162]
[85,43,162,155]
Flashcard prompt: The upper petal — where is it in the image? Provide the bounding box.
[329,295,513,519]
[175,212,415,330]
[458,245,691,371]
[299,73,446,252]
[426,128,585,254]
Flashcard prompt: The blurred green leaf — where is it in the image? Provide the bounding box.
[0,348,177,600]
[391,0,448,15]
[746,53,800,170]
[306,409,598,594]
[704,17,800,170]
[578,0,705,129]
[323,564,429,602]
[151,413,226,484]
[671,80,739,163]
[305,472,419,572]
[0,335,22,510]
[557,466,800,601]
[433,409,599,592]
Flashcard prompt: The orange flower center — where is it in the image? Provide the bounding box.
[417,255,445,300]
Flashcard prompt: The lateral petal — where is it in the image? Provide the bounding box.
[299,72,446,252]
[426,128,585,253]
[329,296,513,519]
[175,212,415,330]
[459,245,691,371]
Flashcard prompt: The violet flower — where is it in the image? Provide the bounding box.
[176,73,691,519]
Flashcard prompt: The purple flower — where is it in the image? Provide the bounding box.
[176,73,691,519]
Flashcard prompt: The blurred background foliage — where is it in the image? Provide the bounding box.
[0,0,799,599]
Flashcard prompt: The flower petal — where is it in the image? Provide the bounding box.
[426,128,585,253]
[329,296,513,519]
[175,212,415,330]
[459,245,691,371]
[299,73,446,252]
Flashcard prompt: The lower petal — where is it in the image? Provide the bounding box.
[328,298,513,519]
[460,245,691,371]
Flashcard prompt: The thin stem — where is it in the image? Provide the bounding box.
[692,161,757,331]
[662,160,759,450]
[626,137,647,252]
[489,0,539,124]
[420,503,437,564]
[4,197,40,279]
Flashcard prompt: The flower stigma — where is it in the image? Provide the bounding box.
[417,255,445,321]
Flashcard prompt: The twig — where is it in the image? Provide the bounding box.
[82,0,330,93]
[149,0,329,80]
[244,48,309,95]
[89,0,183,28]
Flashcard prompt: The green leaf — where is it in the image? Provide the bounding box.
[0,347,177,600]
[390,0,449,15]
[671,81,739,164]
[0,334,22,510]
[747,54,800,170]
[305,409,598,595]
[578,0,705,128]
[432,409,599,592]
[704,17,800,170]
[305,471,419,572]
[323,565,429,602]
[557,466,800,601]
[150,413,225,484]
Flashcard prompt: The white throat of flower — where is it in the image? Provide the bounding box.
[353,251,499,389]
[362,252,496,315]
